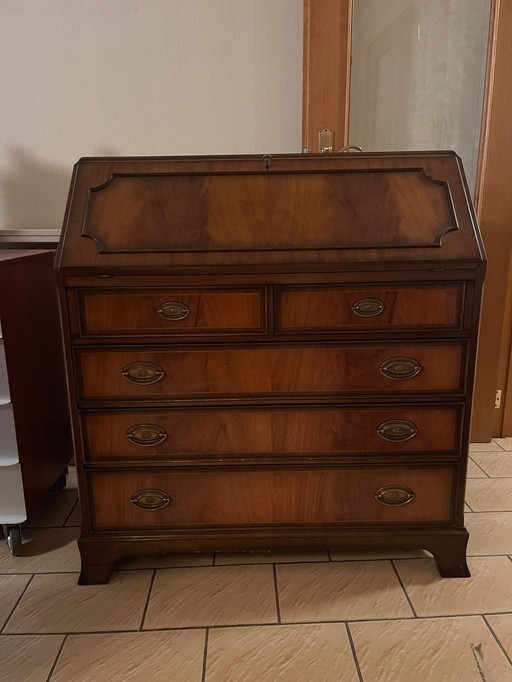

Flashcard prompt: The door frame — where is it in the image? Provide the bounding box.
[302,0,352,152]
[302,0,512,441]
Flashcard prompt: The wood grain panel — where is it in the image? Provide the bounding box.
[56,153,484,271]
[277,283,464,332]
[88,466,454,529]
[82,170,455,252]
[76,342,465,402]
[82,405,461,462]
[76,287,265,336]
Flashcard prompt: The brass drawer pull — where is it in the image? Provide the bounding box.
[122,361,164,384]
[131,489,171,510]
[352,297,384,317]
[126,424,168,446]
[157,301,190,320]
[380,357,422,380]
[375,485,415,506]
[377,419,418,442]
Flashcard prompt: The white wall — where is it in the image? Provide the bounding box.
[0,0,303,230]
[349,0,490,193]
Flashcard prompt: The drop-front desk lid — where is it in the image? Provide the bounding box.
[56,151,485,275]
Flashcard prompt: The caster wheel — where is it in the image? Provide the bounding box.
[5,526,22,556]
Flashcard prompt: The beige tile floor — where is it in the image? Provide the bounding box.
[0,443,511,681]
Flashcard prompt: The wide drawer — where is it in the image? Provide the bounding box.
[81,404,461,463]
[73,287,266,337]
[75,342,466,402]
[88,466,455,529]
[276,283,465,332]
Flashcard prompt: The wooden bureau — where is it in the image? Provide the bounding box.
[56,152,485,584]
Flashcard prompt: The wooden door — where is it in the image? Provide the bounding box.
[302,0,512,441]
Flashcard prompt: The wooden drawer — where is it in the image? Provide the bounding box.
[73,287,266,337]
[76,342,466,403]
[82,404,461,463]
[88,466,455,529]
[276,283,465,332]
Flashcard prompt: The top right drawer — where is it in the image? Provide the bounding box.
[276,283,465,333]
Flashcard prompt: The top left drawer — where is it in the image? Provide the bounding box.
[71,287,266,338]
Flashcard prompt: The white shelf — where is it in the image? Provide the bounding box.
[0,463,26,524]
[0,342,10,403]
[0,404,19,465]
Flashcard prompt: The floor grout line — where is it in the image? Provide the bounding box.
[345,622,365,682]
[390,560,418,618]
[0,573,35,634]
[272,564,282,624]
[61,499,80,528]
[469,456,491,478]
[46,633,68,681]
[200,628,209,682]
[139,569,157,630]
[482,615,512,668]
[3,612,512,638]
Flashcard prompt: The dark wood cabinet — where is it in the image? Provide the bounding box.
[0,251,72,536]
[56,152,485,584]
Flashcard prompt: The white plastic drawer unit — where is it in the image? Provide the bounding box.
[0,337,10,403]
[0,465,26,525]
[0,338,26,525]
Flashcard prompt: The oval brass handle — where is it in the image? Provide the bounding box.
[126,424,168,446]
[377,419,418,442]
[352,298,384,317]
[380,357,422,380]
[375,485,415,506]
[131,489,171,510]
[122,362,164,385]
[157,301,190,320]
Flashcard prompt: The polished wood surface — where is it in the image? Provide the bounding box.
[56,153,484,583]
[76,287,265,336]
[57,153,484,271]
[277,283,464,332]
[88,466,454,529]
[82,404,461,462]
[83,170,454,252]
[76,343,465,402]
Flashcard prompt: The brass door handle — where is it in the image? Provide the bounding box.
[375,485,415,506]
[377,419,418,442]
[122,362,164,384]
[131,489,171,510]
[380,357,422,380]
[157,301,190,320]
[352,298,384,317]
[126,424,168,446]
